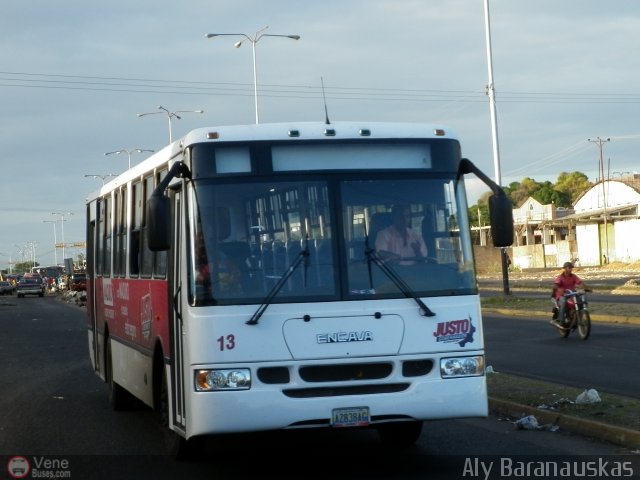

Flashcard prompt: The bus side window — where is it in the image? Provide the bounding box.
[140,175,155,277]
[130,180,143,277]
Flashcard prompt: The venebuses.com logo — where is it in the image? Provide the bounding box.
[7,456,30,479]
[6,455,71,478]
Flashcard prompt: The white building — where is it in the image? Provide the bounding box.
[569,175,640,265]
[483,175,640,269]
[510,197,574,269]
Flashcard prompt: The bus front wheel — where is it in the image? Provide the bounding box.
[159,367,203,460]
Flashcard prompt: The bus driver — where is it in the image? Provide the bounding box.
[375,205,428,264]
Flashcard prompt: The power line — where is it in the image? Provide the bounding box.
[2,70,640,105]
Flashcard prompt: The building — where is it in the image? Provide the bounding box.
[567,174,640,265]
[510,197,574,269]
[508,174,640,269]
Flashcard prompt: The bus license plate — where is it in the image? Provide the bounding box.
[331,407,370,427]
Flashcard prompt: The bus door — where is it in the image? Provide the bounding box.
[169,189,187,431]
[87,212,100,375]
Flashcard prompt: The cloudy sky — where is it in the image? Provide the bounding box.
[2,0,640,269]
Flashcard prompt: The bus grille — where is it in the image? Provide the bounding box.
[282,383,410,398]
[299,362,392,382]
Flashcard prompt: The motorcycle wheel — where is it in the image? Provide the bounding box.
[557,312,571,338]
[577,310,591,340]
[558,324,570,338]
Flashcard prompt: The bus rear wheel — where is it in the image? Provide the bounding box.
[376,421,423,447]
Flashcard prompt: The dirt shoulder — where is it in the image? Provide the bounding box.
[479,262,640,322]
[478,261,640,293]
[487,372,640,449]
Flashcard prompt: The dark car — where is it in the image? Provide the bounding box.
[17,278,45,297]
[0,281,14,295]
[70,273,87,291]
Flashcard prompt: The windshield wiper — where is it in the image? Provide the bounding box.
[364,235,435,317]
[247,237,310,325]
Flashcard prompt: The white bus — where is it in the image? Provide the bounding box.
[86,121,513,457]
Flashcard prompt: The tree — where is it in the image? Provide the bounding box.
[555,171,592,205]
[468,171,592,226]
[504,177,541,207]
[468,191,491,226]
[532,181,569,207]
[14,262,36,274]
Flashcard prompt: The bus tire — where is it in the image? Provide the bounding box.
[376,421,423,447]
[106,338,133,411]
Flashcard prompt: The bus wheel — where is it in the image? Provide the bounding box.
[376,421,423,447]
[106,339,133,411]
[159,367,203,460]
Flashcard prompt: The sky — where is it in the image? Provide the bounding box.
[2,0,640,270]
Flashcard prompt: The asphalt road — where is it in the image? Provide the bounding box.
[484,313,640,399]
[0,295,633,479]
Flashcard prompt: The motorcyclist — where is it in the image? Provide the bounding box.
[551,261,588,326]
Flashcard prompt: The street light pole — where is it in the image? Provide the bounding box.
[205,27,300,124]
[51,212,73,262]
[137,106,203,143]
[484,0,510,295]
[105,149,154,169]
[42,220,58,265]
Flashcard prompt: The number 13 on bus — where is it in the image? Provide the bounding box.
[85,121,513,457]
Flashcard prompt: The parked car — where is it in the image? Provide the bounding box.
[0,281,14,295]
[70,273,87,291]
[16,278,45,297]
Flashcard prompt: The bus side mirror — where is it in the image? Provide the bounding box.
[147,194,171,251]
[489,193,514,247]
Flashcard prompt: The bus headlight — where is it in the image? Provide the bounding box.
[195,369,251,391]
[440,355,484,378]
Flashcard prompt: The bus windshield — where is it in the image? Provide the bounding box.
[189,175,475,306]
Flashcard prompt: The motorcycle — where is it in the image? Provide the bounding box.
[550,289,592,340]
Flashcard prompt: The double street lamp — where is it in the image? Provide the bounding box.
[51,212,73,262]
[42,220,58,265]
[137,106,203,143]
[84,173,118,185]
[105,149,154,169]
[205,26,300,124]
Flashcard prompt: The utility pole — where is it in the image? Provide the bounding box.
[587,137,610,264]
[484,0,510,294]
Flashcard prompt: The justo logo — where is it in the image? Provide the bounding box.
[7,456,30,479]
[433,316,476,347]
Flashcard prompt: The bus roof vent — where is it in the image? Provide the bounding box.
[324,128,336,136]
[359,128,371,136]
[288,129,300,137]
